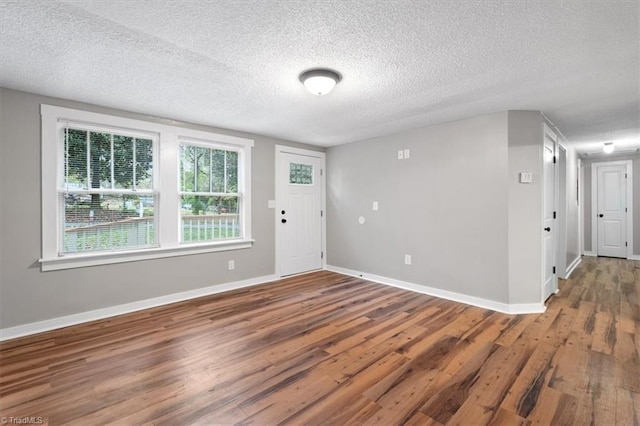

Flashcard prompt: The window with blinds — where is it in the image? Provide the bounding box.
[60,124,157,254]
[42,104,254,270]
[179,142,241,243]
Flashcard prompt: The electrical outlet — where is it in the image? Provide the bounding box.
[228,260,235,270]
[372,201,378,211]
[397,150,404,160]
[404,149,410,159]
[404,254,412,265]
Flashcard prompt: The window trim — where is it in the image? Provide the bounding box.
[178,138,244,244]
[58,123,160,254]
[41,104,254,271]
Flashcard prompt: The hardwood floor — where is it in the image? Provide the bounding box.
[1,256,639,425]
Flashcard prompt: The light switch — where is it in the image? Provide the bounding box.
[267,200,276,208]
[520,172,533,183]
[404,149,410,159]
[372,201,379,211]
[397,150,404,160]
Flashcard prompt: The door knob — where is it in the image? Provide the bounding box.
[544,227,551,232]
[598,214,604,218]
[281,219,287,223]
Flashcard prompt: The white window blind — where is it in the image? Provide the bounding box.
[59,124,157,254]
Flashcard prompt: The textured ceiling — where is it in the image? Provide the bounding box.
[1,1,638,151]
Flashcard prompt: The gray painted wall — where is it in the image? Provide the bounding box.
[507,111,543,304]
[0,86,568,328]
[327,110,548,306]
[583,162,592,250]
[0,88,323,329]
[582,153,640,255]
[565,147,581,269]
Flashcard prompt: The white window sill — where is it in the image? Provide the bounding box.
[39,239,254,271]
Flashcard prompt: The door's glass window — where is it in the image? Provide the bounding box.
[289,163,313,185]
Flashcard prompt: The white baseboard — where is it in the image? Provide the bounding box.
[565,256,582,279]
[504,303,548,315]
[326,265,545,315]
[582,252,640,261]
[0,274,279,342]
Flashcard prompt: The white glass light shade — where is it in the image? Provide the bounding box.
[304,75,337,96]
[603,142,615,154]
[299,69,341,96]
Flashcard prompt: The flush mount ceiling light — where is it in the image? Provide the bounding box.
[299,68,341,96]
[603,142,615,154]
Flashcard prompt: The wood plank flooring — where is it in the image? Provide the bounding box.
[1,256,639,425]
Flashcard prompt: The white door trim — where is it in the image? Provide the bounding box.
[542,124,558,302]
[274,145,326,277]
[578,158,583,257]
[557,143,568,278]
[591,160,633,258]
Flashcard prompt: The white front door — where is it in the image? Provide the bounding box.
[542,131,557,301]
[276,150,323,276]
[596,165,627,258]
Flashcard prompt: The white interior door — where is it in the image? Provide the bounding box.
[542,132,557,300]
[277,151,323,276]
[596,165,627,258]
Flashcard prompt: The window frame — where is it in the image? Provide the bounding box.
[58,123,160,254]
[41,104,254,271]
[288,162,315,186]
[178,139,244,244]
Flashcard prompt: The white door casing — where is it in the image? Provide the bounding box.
[594,163,629,258]
[578,159,583,257]
[542,126,558,301]
[275,146,326,277]
[557,144,568,278]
